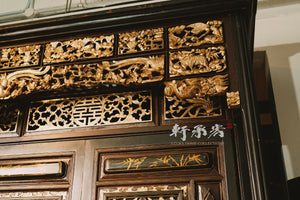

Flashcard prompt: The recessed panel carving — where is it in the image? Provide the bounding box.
[105,152,211,173]
[169,21,223,49]
[0,104,19,136]
[43,35,114,63]
[119,28,164,54]
[0,45,41,69]
[0,55,164,100]
[27,91,152,132]
[0,191,67,200]
[198,185,220,200]
[169,46,226,76]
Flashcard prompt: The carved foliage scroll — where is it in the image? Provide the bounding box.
[43,35,114,63]
[169,46,226,76]
[105,153,211,173]
[0,104,19,135]
[226,91,240,109]
[169,21,223,49]
[164,75,228,119]
[0,56,164,100]
[27,91,152,132]
[0,45,41,69]
[119,28,164,54]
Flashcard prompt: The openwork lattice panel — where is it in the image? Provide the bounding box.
[27,91,152,132]
[99,185,187,200]
[169,46,226,76]
[118,28,164,54]
[169,21,223,49]
[0,55,164,100]
[0,104,19,136]
[43,35,114,63]
[0,191,67,200]
[0,45,41,69]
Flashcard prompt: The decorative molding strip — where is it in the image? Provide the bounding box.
[169,21,223,49]
[0,45,41,69]
[0,104,19,135]
[0,162,65,179]
[43,35,114,63]
[0,56,164,100]
[99,185,187,200]
[119,28,164,54]
[226,91,240,109]
[104,153,211,173]
[0,191,67,200]
[27,91,152,132]
[169,46,226,76]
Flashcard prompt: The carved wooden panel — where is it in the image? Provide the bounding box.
[118,28,164,54]
[0,55,164,100]
[104,152,211,173]
[168,21,223,49]
[43,35,114,63]
[164,75,228,120]
[99,185,187,200]
[169,46,226,76]
[226,91,240,109]
[0,191,67,200]
[0,45,41,69]
[27,91,152,132]
[0,104,19,136]
[98,146,219,180]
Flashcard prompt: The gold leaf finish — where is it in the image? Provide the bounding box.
[0,45,41,69]
[43,35,114,63]
[169,21,223,49]
[0,56,164,99]
[226,91,240,109]
[170,46,226,76]
[164,75,228,99]
[119,28,164,54]
[27,91,152,132]
[0,104,19,135]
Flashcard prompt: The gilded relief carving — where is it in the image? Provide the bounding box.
[105,153,211,173]
[0,45,41,69]
[169,46,226,76]
[106,193,180,200]
[0,56,164,99]
[226,91,240,109]
[169,21,223,49]
[0,191,67,200]
[0,104,19,135]
[27,91,151,132]
[164,76,227,119]
[164,75,228,99]
[119,28,164,54]
[43,35,114,63]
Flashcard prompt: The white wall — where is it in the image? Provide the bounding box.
[254,3,300,180]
